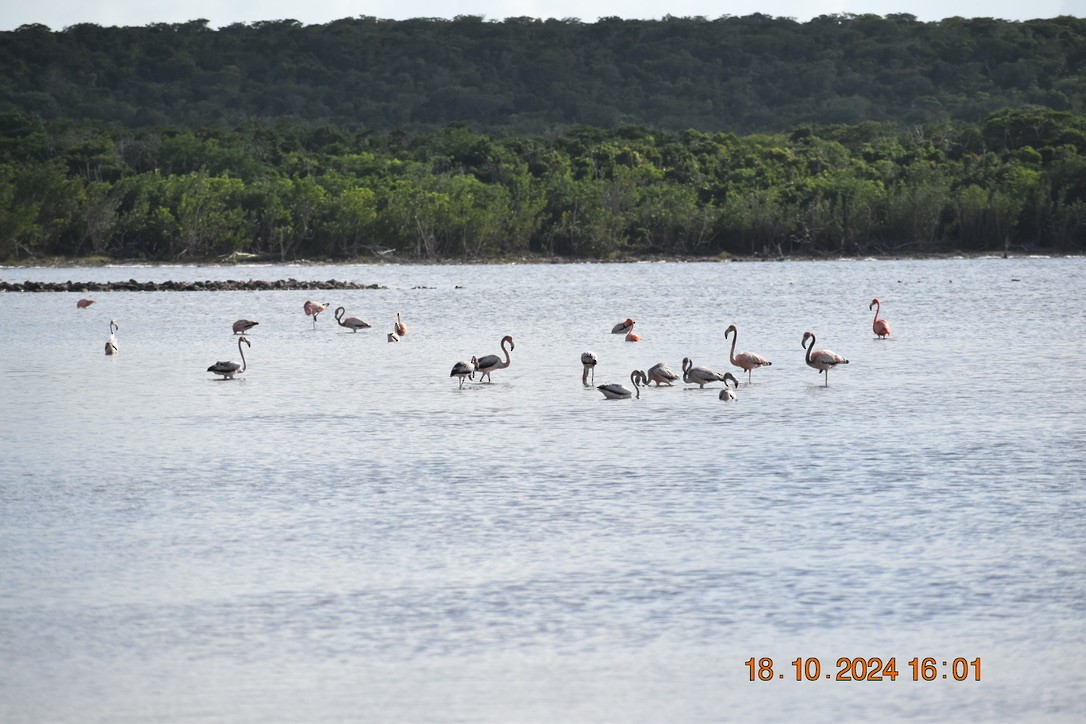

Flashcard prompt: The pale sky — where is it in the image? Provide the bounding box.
[2,0,1083,30]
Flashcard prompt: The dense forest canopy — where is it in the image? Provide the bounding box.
[1,15,1084,133]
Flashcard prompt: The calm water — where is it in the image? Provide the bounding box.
[1,257,1084,722]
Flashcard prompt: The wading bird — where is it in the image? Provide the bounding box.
[682,357,730,388]
[104,320,119,356]
[581,352,598,385]
[598,370,648,399]
[475,335,514,382]
[76,299,95,309]
[207,336,251,380]
[612,318,635,335]
[450,357,477,389]
[387,332,399,342]
[718,375,739,400]
[395,312,407,337]
[303,301,329,328]
[724,324,772,383]
[232,319,259,335]
[802,331,849,386]
[334,307,372,332]
[646,361,679,386]
[870,298,891,338]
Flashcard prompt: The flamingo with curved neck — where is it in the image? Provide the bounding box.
[334,306,372,332]
[724,324,772,383]
[719,374,739,400]
[104,319,119,356]
[581,352,598,385]
[681,357,729,388]
[870,298,891,338]
[207,336,251,379]
[802,331,848,386]
[597,370,647,399]
[475,336,514,382]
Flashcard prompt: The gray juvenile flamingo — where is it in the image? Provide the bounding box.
[104,320,119,356]
[802,331,849,386]
[718,375,739,400]
[581,351,598,385]
[334,307,372,332]
[646,361,679,386]
[232,319,259,334]
[450,357,478,389]
[207,336,251,380]
[598,370,648,399]
[682,357,730,388]
[475,335,514,382]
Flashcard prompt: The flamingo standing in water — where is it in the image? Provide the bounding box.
[646,361,679,386]
[303,301,329,329]
[682,357,730,388]
[76,299,95,309]
[724,324,772,383]
[598,370,648,399]
[719,375,739,400]
[334,307,372,332]
[870,298,891,338]
[611,318,641,342]
[395,312,407,337]
[450,357,477,388]
[475,336,514,382]
[207,336,251,380]
[104,320,119,356]
[802,331,849,386]
[581,352,598,385]
[232,319,259,335]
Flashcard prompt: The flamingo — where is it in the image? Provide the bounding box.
[682,357,730,388]
[475,335,514,382]
[395,312,407,337]
[334,307,372,332]
[870,298,891,338]
[207,336,251,380]
[612,318,635,335]
[76,299,95,309]
[388,332,400,342]
[450,357,478,389]
[724,324,772,383]
[104,320,119,356]
[303,300,329,328]
[625,324,641,342]
[598,370,648,399]
[232,319,259,335]
[646,361,679,386]
[719,375,739,400]
[581,351,598,385]
[802,331,849,386]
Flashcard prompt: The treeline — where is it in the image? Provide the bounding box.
[2,108,1084,261]
[1,15,1084,133]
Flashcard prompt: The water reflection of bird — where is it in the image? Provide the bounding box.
[104,319,119,356]
[303,301,329,328]
[232,319,259,335]
[870,298,891,338]
[598,370,647,399]
[208,336,250,379]
[395,312,407,337]
[724,324,772,383]
[802,331,848,386]
[334,306,371,332]
[581,351,598,385]
[682,357,729,388]
[450,357,477,388]
[647,361,679,386]
[475,336,514,382]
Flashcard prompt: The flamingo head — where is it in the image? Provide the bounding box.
[470,356,479,368]
[869,298,880,309]
[724,324,737,338]
[502,335,514,350]
[682,357,692,371]
[239,336,251,347]
[724,372,739,389]
[802,331,814,347]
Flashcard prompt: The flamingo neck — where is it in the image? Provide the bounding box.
[728,329,738,365]
[804,335,815,364]
[872,303,880,325]
[239,338,247,372]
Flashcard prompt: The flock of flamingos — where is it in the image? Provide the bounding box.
[78,295,892,397]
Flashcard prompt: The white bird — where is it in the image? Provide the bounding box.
[598,370,647,399]
[581,351,598,385]
[335,306,372,332]
[387,332,400,342]
[682,357,730,388]
[207,336,251,380]
[719,374,739,400]
[475,335,514,382]
[646,361,679,386]
[450,357,477,389]
[802,331,849,386]
[104,319,119,356]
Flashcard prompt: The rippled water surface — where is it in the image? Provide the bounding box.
[2,258,1084,722]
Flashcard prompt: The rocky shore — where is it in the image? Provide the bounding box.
[0,279,386,293]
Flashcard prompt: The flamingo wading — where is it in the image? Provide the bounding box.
[395,312,407,337]
[104,320,119,356]
[719,374,739,400]
[303,301,329,329]
[232,319,259,335]
[335,307,372,332]
[598,370,648,399]
[475,336,514,382]
[724,324,772,383]
[208,336,251,380]
[646,361,679,386]
[581,352,598,385]
[450,357,477,389]
[682,357,730,388]
[870,298,892,338]
[802,331,849,386]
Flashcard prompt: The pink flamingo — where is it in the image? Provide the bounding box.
[334,307,372,332]
[303,300,329,329]
[232,319,259,334]
[802,331,849,386]
[76,299,95,309]
[724,324,772,383]
[395,312,407,337]
[612,318,635,335]
[870,298,891,338]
